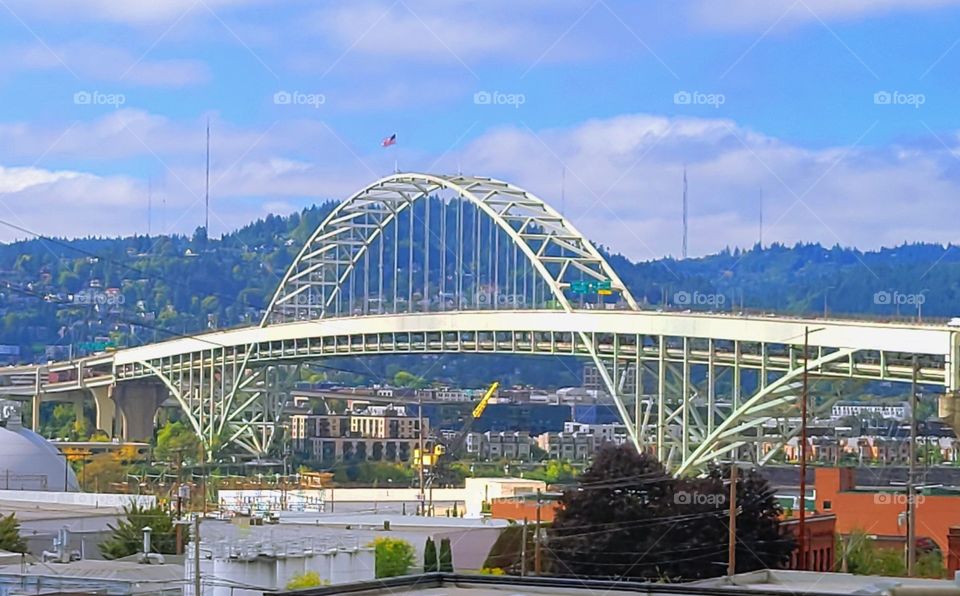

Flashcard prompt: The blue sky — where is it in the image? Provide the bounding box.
[1,0,959,260]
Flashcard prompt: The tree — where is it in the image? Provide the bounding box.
[423,537,438,572]
[393,370,425,389]
[0,513,27,553]
[438,537,454,572]
[370,537,415,578]
[483,523,534,574]
[82,453,128,492]
[526,460,577,484]
[100,501,177,560]
[549,445,793,581]
[154,420,202,462]
[840,530,946,578]
[693,464,795,574]
[285,571,328,589]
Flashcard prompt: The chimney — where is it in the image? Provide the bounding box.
[142,526,152,556]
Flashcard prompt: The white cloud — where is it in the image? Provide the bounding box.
[0,165,84,193]
[447,114,960,260]
[0,165,143,241]
[690,0,960,30]
[7,42,208,87]
[4,0,264,25]
[2,110,959,259]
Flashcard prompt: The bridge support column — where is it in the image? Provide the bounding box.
[90,386,116,436]
[113,383,166,442]
[31,393,42,431]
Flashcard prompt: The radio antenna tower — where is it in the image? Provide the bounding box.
[561,166,566,218]
[682,166,688,259]
[147,176,152,238]
[204,118,211,240]
[758,186,764,248]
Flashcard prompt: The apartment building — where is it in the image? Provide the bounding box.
[290,406,428,463]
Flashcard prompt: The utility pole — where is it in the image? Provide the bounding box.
[907,355,919,576]
[193,516,201,596]
[418,395,425,515]
[520,517,528,577]
[200,442,207,516]
[534,489,542,576]
[798,325,810,571]
[727,464,738,577]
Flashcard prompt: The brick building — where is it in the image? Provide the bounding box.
[814,467,960,559]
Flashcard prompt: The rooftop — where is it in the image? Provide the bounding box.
[265,572,870,596]
[692,569,960,594]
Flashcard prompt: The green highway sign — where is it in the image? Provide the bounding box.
[571,279,614,295]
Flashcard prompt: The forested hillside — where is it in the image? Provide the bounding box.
[0,202,958,364]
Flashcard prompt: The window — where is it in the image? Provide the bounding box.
[822,500,832,510]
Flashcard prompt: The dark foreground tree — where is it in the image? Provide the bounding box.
[549,445,793,581]
[691,465,795,575]
[100,501,176,559]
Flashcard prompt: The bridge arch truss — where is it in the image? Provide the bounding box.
[107,311,956,472]
[9,172,959,474]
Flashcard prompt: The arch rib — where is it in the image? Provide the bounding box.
[262,173,639,326]
[675,347,856,475]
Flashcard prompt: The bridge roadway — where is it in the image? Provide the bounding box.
[3,308,957,472]
[8,309,955,389]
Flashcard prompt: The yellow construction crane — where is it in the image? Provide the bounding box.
[416,381,499,473]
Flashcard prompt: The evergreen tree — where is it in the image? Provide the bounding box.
[423,536,439,572]
[438,537,454,572]
[0,514,27,553]
[99,502,176,560]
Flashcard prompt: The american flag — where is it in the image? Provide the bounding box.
[381,133,397,147]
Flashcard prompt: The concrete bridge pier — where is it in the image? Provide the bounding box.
[90,386,116,436]
[31,392,41,431]
[113,383,167,441]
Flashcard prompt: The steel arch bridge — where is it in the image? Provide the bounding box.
[5,173,960,474]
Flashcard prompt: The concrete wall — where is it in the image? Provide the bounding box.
[0,489,155,509]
